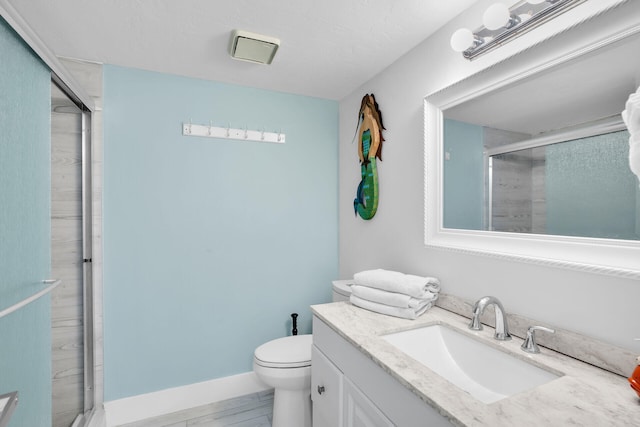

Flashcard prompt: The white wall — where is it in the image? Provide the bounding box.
[339,0,640,352]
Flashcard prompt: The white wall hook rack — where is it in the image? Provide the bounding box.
[182,122,285,144]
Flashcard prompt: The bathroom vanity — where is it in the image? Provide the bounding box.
[311,302,640,426]
[311,314,449,426]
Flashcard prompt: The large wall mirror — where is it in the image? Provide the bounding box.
[424,12,640,278]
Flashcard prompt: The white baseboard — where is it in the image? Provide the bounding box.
[103,372,271,427]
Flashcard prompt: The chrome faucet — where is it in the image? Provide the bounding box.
[521,325,555,354]
[468,296,512,341]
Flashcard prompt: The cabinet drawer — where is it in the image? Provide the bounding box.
[312,345,343,427]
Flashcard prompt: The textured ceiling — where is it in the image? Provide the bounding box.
[6,0,477,100]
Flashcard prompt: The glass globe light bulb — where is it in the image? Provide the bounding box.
[450,28,475,52]
[483,3,510,30]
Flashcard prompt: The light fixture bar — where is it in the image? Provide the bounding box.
[460,0,586,60]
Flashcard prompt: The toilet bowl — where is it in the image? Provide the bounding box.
[253,334,313,427]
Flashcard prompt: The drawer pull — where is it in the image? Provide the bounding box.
[317,385,325,395]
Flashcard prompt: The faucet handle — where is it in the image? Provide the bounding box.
[521,325,555,354]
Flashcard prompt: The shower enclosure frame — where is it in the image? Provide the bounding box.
[51,75,96,425]
[0,1,103,425]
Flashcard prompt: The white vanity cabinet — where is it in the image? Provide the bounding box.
[311,345,343,427]
[312,344,393,427]
[343,377,394,427]
[312,315,452,427]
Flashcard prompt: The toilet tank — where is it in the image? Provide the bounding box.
[332,280,353,302]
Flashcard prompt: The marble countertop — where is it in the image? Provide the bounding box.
[311,302,640,426]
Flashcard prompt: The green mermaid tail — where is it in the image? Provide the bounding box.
[354,160,379,220]
[354,130,379,220]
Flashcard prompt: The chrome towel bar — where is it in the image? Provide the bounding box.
[0,279,61,319]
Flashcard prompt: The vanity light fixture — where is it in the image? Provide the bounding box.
[450,0,585,60]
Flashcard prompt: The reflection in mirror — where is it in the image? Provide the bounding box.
[444,121,639,240]
[441,31,640,241]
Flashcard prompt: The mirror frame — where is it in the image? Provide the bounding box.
[424,16,640,279]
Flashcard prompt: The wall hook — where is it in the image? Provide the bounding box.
[182,121,285,144]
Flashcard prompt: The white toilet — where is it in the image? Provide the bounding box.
[331,279,353,302]
[253,283,352,427]
[253,334,313,427]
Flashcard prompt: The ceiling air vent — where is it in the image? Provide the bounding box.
[229,30,280,65]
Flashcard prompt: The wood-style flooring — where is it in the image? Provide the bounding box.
[118,391,274,427]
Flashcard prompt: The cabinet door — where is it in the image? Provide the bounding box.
[344,377,394,427]
[312,345,343,427]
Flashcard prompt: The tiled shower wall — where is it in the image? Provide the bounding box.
[60,57,105,413]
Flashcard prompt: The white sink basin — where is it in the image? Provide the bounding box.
[382,324,560,403]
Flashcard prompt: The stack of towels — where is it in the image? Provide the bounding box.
[349,269,440,320]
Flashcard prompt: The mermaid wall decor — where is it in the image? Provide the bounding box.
[353,93,385,220]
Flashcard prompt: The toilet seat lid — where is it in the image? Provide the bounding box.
[254,334,312,368]
[332,280,353,297]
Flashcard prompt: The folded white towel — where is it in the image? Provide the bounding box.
[426,282,441,294]
[622,86,640,185]
[353,269,440,299]
[350,294,432,320]
[351,285,438,309]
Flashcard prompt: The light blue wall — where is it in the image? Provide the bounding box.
[546,130,638,239]
[443,119,484,230]
[103,65,338,400]
[0,17,52,427]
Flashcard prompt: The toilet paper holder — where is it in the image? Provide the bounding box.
[291,313,298,336]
